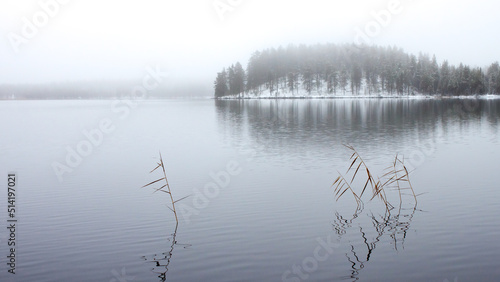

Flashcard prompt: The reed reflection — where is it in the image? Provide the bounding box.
[331,145,420,281]
[141,224,191,281]
[141,154,191,281]
[334,206,418,281]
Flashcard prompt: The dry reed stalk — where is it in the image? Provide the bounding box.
[333,145,417,213]
[378,155,417,207]
[143,152,190,225]
[332,173,363,211]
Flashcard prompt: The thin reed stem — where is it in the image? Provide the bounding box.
[159,153,178,223]
[143,152,190,225]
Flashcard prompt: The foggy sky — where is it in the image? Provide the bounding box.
[1,0,499,92]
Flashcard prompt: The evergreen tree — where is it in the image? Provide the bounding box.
[438,60,450,95]
[418,53,433,94]
[430,55,440,94]
[302,66,313,94]
[214,68,228,98]
[287,70,299,95]
[230,62,245,96]
[470,67,486,94]
[325,63,338,94]
[351,63,362,95]
[227,65,235,95]
[461,64,471,95]
[487,62,500,94]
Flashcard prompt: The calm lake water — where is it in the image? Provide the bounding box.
[0,98,499,281]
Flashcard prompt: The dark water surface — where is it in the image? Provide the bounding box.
[0,98,499,281]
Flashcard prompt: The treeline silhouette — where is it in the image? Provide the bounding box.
[214,43,500,98]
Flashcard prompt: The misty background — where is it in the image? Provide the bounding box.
[1,0,499,98]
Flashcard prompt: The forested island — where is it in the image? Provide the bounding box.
[214,43,500,98]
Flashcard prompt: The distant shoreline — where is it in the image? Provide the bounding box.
[214,94,500,100]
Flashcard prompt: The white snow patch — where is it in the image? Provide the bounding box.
[219,81,432,99]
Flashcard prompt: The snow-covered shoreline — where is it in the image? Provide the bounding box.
[217,95,500,100]
[217,94,500,100]
[216,83,500,100]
